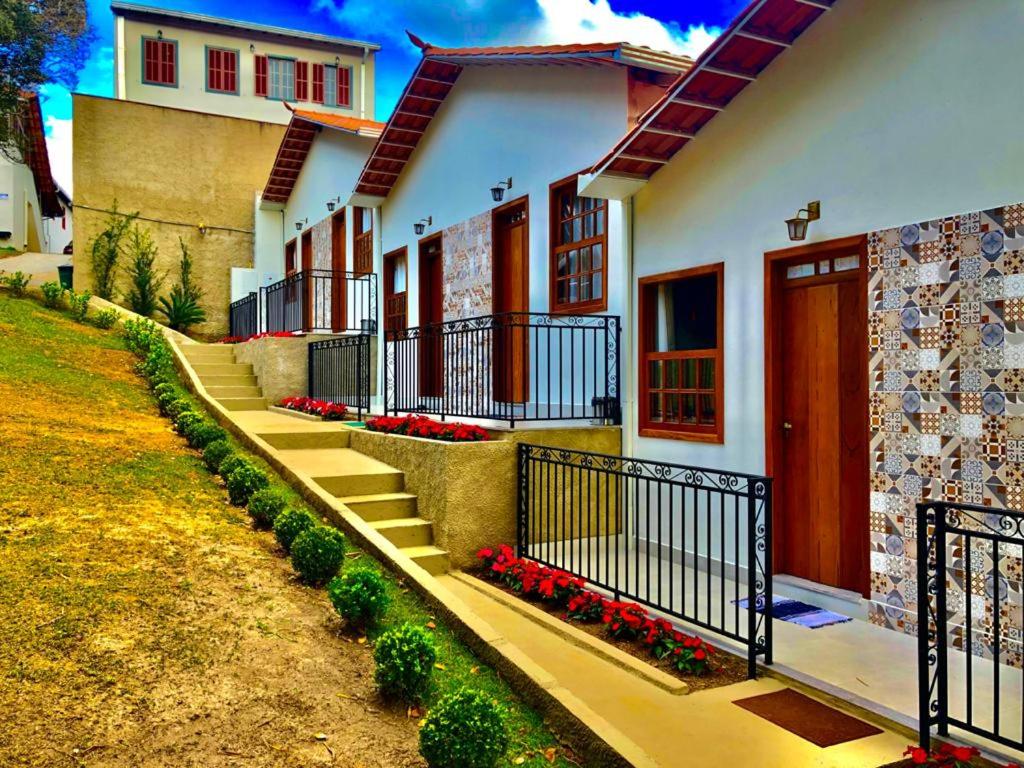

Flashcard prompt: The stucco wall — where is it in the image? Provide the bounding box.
[73,94,285,336]
[0,158,46,253]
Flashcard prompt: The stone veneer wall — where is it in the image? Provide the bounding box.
[442,210,493,321]
[868,201,1024,659]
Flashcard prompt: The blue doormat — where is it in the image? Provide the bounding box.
[735,596,852,629]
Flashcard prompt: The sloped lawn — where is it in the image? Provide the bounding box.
[0,295,568,767]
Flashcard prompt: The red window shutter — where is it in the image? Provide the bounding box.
[224,50,236,93]
[208,48,219,91]
[337,66,350,107]
[296,61,309,101]
[254,54,268,97]
[312,63,324,104]
[144,39,157,83]
[161,41,175,86]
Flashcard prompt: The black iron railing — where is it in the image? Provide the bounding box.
[229,292,258,338]
[918,501,1024,752]
[263,270,377,335]
[308,335,370,420]
[384,312,620,427]
[517,444,772,677]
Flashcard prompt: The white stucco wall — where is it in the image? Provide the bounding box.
[42,204,72,254]
[627,0,1024,474]
[0,159,46,253]
[118,16,376,124]
[380,64,633,326]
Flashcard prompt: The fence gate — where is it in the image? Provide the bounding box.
[517,444,773,677]
[308,335,370,419]
[918,501,1024,752]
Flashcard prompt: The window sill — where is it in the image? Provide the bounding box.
[550,300,608,315]
[638,427,723,444]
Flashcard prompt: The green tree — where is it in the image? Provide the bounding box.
[0,0,92,160]
[124,224,164,317]
[87,202,136,299]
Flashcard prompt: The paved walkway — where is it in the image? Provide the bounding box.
[0,251,67,285]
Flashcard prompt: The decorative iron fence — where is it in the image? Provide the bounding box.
[384,312,620,427]
[308,335,371,420]
[263,270,377,335]
[918,501,1024,752]
[517,444,772,677]
[229,292,258,339]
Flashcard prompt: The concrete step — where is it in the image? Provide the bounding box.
[182,346,236,363]
[339,492,418,522]
[371,517,434,548]
[193,362,255,377]
[314,471,404,497]
[259,430,351,450]
[206,385,263,399]
[402,545,450,576]
[200,374,258,388]
[217,397,269,411]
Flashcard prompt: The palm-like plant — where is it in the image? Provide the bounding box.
[158,288,206,331]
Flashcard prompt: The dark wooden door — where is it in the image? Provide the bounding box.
[331,212,346,332]
[493,200,529,403]
[419,235,443,398]
[773,249,868,594]
[301,230,314,331]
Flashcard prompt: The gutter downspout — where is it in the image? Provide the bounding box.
[360,46,368,119]
[622,196,636,463]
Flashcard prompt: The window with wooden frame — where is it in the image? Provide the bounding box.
[268,56,295,101]
[383,248,407,332]
[143,37,177,87]
[549,175,607,313]
[295,61,309,101]
[206,47,238,94]
[353,207,373,274]
[284,239,297,275]
[638,263,724,443]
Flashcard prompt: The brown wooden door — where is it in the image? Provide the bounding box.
[492,199,529,403]
[301,230,314,331]
[770,244,868,595]
[419,235,443,398]
[331,212,346,332]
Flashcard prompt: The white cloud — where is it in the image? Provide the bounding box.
[44,116,74,196]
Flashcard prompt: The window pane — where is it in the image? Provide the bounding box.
[568,277,579,302]
[580,275,591,301]
[699,394,716,425]
[699,359,715,389]
[681,395,697,424]
[818,260,830,274]
[649,272,718,352]
[584,213,593,239]
[834,255,859,272]
[593,277,602,300]
[580,247,591,272]
[649,393,663,421]
[680,358,696,389]
[592,243,602,268]
[649,360,662,389]
[324,65,337,107]
[786,262,815,280]
[556,254,567,277]
[572,217,582,242]
[568,250,578,274]
[556,279,566,303]
[664,359,679,388]
[596,208,605,235]
[560,222,571,246]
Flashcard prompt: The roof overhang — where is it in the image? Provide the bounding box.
[352,34,694,200]
[18,93,62,218]
[587,0,837,195]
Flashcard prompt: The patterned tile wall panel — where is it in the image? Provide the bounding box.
[868,202,1024,658]
[442,210,493,321]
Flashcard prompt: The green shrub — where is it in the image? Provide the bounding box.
[327,566,390,628]
[247,487,288,529]
[290,525,346,585]
[217,453,246,479]
[156,389,183,416]
[225,461,269,506]
[0,271,31,296]
[122,317,162,356]
[88,202,136,299]
[93,307,119,329]
[165,397,192,420]
[158,238,206,331]
[202,439,233,473]
[373,622,437,702]
[419,688,508,768]
[66,289,91,323]
[124,225,164,317]
[40,281,65,308]
[174,410,202,436]
[139,343,173,381]
[185,421,226,450]
[153,382,176,400]
[273,508,318,552]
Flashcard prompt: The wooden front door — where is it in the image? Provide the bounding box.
[492,198,529,403]
[767,237,869,595]
[331,212,346,332]
[419,235,443,398]
[301,230,314,331]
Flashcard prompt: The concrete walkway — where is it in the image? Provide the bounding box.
[0,251,67,285]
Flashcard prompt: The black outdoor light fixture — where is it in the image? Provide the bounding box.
[491,177,513,203]
[295,217,307,232]
[326,196,341,212]
[786,200,821,241]
[414,216,432,236]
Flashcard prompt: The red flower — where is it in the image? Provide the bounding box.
[903,747,929,765]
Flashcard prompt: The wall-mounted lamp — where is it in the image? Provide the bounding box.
[156,29,163,40]
[295,217,308,232]
[197,222,207,236]
[326,196,341,213]
[414,216,432,236]
[490,177,513,203]
[249,43,256,53]
[335,56,341,67]
[786,201,820,241]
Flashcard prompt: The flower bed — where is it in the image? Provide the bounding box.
[366,414,489,443]
[279,396,349,421]
[218,331,297,344]
[890,743,1019,768]
[476,544,745,689]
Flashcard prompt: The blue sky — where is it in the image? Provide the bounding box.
[42,0,744,191]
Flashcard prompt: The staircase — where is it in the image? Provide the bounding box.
[183,343,450,575]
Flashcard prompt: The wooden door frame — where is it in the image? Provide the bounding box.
[764,234,870,597]
[300,229,314,331]
[491,194,531,404]
[331,210,346,332]
[418,232,444,398]
[491,194,530,316]
[383,246,407,332]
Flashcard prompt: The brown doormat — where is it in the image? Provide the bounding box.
[733,689,883,747]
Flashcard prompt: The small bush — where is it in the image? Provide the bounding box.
[40,281,65,308]
[165,397,192,420]
[124,225,164,317]
[139,343,173,381]
[122,317,162,356]
[217,453,246,479]
[93,307,119,329]
[203,439,233,473]
[153,382,176,399]
[0,271,31,296]
[273,508,318,552]
[327,567,390,628]
[290,525,346,585]
[185,421,226,450]
[225,461,269,506]
[156,389,182,416]
[174,410,202,436]
[373,622,437,702]
[247,487,289,529]
[66,289,91,323]
[419,688,508,768]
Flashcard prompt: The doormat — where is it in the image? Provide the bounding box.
[734,595,852,628]
[733,689,883,747]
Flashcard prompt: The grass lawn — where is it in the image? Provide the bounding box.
[0,294,571,767]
